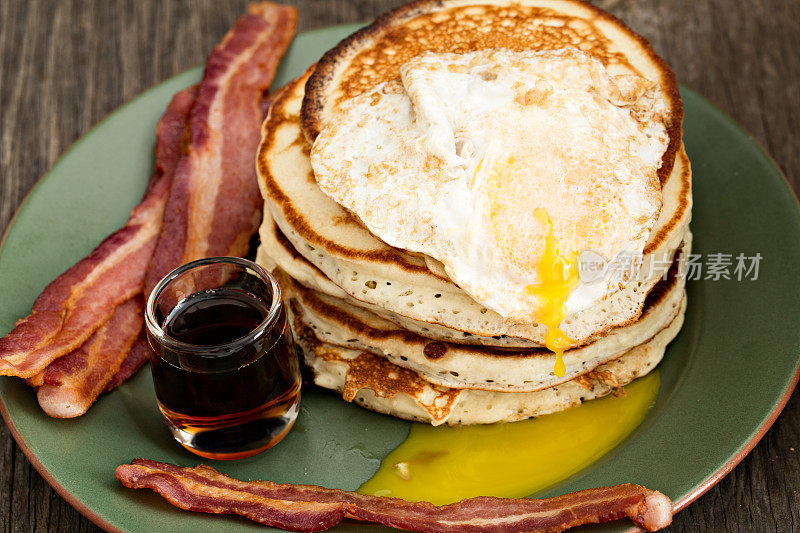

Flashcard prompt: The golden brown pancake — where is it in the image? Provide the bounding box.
[294,298,686,425]
[279,236,688,392]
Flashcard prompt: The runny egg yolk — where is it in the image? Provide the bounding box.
[358,371,659,505]
[525,209,579,377]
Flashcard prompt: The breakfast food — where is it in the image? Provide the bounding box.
[144,2,297,294]
[0,142,172,380]
[295,307,684,426]
[311,48,669,323]
[0,82,199,383]
[261,71,690,349]
[0,1,695,530]
[256,0,692,424]
[301,0,683,148]
[116,458,673,532]
[0,2,298,417]
[34,298,144,417]
[29,86,198,417]
[288,266,686,426]
[268,218,688,393]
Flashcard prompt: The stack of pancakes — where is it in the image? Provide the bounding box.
[256,0,692,425]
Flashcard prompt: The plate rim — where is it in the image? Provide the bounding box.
[1,23,799,532]
[668,85,800,513]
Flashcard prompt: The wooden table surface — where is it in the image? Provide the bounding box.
[1,0,798,531]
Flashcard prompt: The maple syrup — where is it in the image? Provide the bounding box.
[146,257,300,460]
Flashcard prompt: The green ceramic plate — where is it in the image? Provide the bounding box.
[2,24,799,533]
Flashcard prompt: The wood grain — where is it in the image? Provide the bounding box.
[0,1,798,531]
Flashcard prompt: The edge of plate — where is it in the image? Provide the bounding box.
[670,86,800,510]
[0,397,123,533]
[1,29,799,532]
[675,362,800,511]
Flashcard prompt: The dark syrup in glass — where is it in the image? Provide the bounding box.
[150,288,300,460]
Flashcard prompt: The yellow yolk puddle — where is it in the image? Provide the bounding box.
[359,372,659,505]
[525,209,580,377]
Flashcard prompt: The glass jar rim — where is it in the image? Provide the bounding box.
[144,256,283,356]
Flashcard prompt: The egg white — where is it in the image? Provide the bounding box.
[311,48,670,324]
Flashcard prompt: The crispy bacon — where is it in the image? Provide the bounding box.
[6,2,297,414]
[104,334,149,392]
[20,2,297,411]
[144,2,298,296]
[18,84,196,412]
[34,298,143,417]
[29,85,196,410]
[0,86,197,379]
[116,459,673,532]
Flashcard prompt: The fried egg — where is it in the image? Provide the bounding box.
[311,48,670,365]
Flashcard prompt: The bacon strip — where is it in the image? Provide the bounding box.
[25,2,297,411]
[104,334,149,393]
[116,459,673,532]
[0,86,197,379]
[144,2,298,297]
[7,2,297,413]
[19,84,196,412]
[108,1,297,394]
[34,298,143,417]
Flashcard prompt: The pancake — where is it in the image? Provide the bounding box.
[294,298,686,425]
[257,206,692,358]
[257,181,690,356]
[301,0,683,192]
[256,72,692,346]
[281,232,687,393]
[258,210,544,347]
[257,0,692,426]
